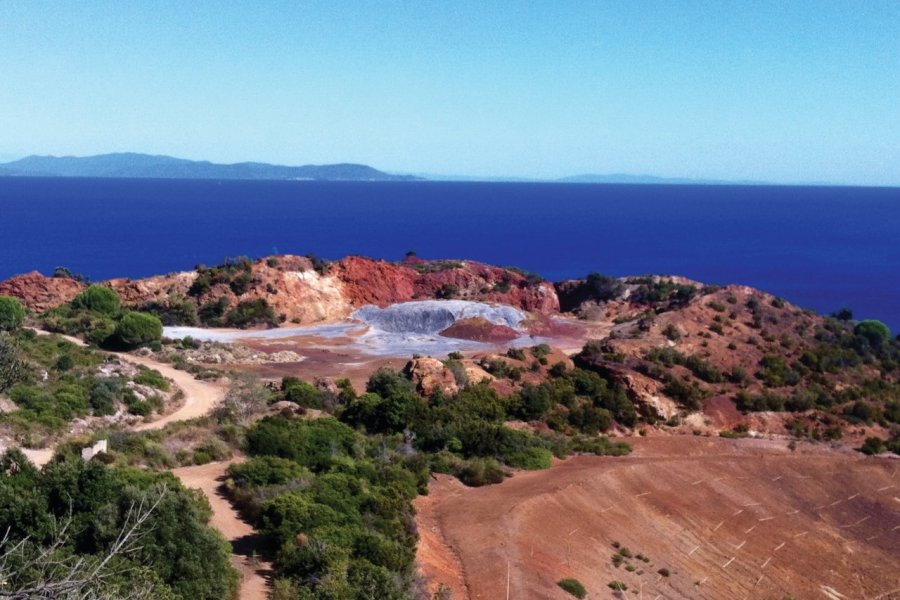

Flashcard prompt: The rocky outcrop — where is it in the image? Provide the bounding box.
[439,317,521,343]
[0,271,84,312]
[111,256,351,325]
[404,357,459,396]
[613,368,678,420]
[336,257,560,314]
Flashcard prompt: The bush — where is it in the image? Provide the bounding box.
[199,297,230,326]
[757,354,800,387]
[855,320,891,346]
[585,272,623,301]
[366,368,414,398]
[0,296,26,331]
[247,416,358,472]
[531,344,551,359]
[225,299,278,328]
[457,457,505,487]
[72,285,120,315]
[55,354,74,372]
[89,379,119,415]
[662,323,681,341]
[860,436,887,455]
[558,578,587,599]
[435,284,459,299]
[0,339,23,392]
[282,377,325,408]
[506,347,527,361]
[113,312,163,349]
[139,297,199,326]
[504,447,553,470]
[134,368,170,391]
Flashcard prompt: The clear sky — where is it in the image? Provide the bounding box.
[1,1,898,185]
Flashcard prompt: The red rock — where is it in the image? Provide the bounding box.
[439,317,520,343]
[0,271,84,312]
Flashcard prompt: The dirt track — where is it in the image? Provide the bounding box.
[19,331,262,599]
[173,460,271,600]
[415,437,900,600]
[128,353,226,431]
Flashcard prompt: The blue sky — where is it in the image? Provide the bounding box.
[1,1,898,184]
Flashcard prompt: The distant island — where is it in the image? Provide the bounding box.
[0,152,419,182]
[0,152,811,185]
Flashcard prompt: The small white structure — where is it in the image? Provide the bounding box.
[81,439,108,461]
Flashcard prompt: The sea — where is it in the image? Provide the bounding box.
[1,177,898,332]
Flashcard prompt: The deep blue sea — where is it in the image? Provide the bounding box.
[1,177,898,332]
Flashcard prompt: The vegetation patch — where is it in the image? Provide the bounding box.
[557,578,587,598]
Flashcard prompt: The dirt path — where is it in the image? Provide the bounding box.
[174,460,272,600]
[24,329,226,437]
[19,331,265,599]
[127,353,226,431]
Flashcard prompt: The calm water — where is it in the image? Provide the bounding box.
[1,177,898,331]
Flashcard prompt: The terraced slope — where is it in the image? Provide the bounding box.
[416,437,900,600]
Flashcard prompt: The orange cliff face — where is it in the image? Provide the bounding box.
[336,256,560,313]
[0,255,561,324]
[0,271,85,312]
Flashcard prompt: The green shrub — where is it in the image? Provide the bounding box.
[0,296,26,331]
[457,457,505,487]
[531,344,551,359]
[506,347,527,361]
[72,285,120,315]
[247,416,358,472]
[134,368,170,391]
[225,299,278,328]
[282,377,325,408]
[0,339,23,392]
[860,436,886,455]
[198,297,230,326]
[855,320,891,346]
[435,283,459,299]
[89,378,121,415]
[757,354,800,387]
[139,297,199,326]
[608,580,628,591]
[504,447,552,470]
[662,323,681,341]
[558,578,587,599]
[54,354,74,372]
[113,312,163,349]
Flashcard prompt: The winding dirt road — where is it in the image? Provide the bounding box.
[127,353,226,431]
[15,331,267,599]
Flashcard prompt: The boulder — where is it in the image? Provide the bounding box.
[404,357,459,396]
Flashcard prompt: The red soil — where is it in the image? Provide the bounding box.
[440,317,521,343]
[0,271,84,312]
[415,436,900,600]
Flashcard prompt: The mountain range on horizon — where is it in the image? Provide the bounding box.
[0,153,418,182]
[0,152,832,186]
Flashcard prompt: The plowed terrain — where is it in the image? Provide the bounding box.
[416,437,900,600]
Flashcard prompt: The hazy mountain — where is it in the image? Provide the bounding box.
[416,172,772,185]
[0,153,419,181]
[555,173,768,185]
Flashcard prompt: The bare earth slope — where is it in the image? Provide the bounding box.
[416,437,900,600]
